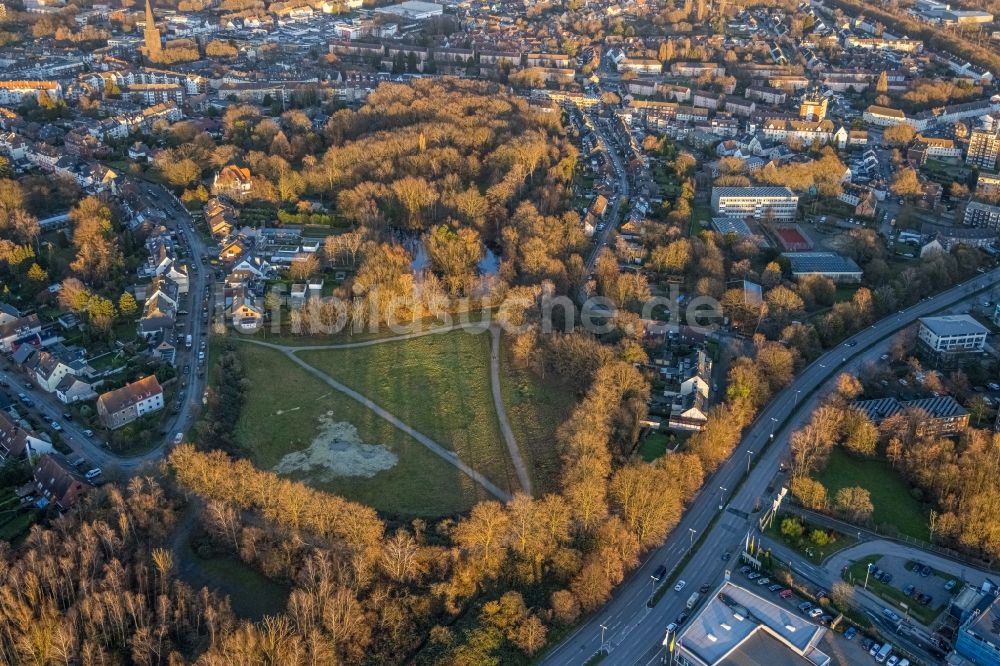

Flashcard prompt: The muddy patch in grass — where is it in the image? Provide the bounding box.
[273,413,398,480]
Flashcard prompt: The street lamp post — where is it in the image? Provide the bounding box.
[600,623,608,654]
[769,417,778,439]
[688,528,697,547]
[719,486,727,511]
[864,562,873,590]
[745,449,754,474]
[794,389,801,406]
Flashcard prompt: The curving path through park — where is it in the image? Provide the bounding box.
[490,323,533,495]
[239,322,533,501]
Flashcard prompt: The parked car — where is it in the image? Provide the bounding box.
[798,601,812,612]
[756,577,771,586]
[676,611,689,625]
[84,468,102,481]
[808,608,823,618]
[945,580,957,592]
[887,656,899,666]
[699,583,711,594]
[768,584,782,593]
[665,622,677,635]
[779,589,793,599]
[82,429,94,438]
[870,643,881,657]
[844,626,857,640]
[747,572,760,580]
[921,565,932,577]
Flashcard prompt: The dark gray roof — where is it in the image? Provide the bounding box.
[784,252,862,275]
[918,314,989,337]
[853,395,968,421]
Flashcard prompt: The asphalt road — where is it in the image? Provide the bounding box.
[2,182,211,475]
[584,110,630,274]
[540,267,1000,666]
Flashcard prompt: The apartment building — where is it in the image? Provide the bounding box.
[95,375,164,430]
[967,128,1000,170]
[0,80,62,105]
[964,200,1000,229]
[799,92,828,121]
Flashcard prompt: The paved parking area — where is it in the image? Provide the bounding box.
[821,631,877,665]
[870,555,957,618]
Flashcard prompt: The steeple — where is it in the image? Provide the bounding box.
[143,0,161,59]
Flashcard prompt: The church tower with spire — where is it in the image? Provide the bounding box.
[142,0,161,60]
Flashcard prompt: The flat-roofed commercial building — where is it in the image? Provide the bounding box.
[374,0,442,19]
[783,251,863,283]
[711,186,798,221]
[672,581,831,666]
[917,315,988,366]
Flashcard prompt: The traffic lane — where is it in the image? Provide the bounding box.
[619,358,884,661]
[624,305,983,663]
[1,370,112,467]
[541,272,1000,663]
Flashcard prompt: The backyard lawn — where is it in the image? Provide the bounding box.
[498,337,577,494]
[298,329,520,495]
[818,448,930,541]
[230,342,484,517]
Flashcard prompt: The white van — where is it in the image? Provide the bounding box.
[876,643,892,663]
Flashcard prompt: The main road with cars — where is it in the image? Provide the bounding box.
[584,110,630,274]
[540,268,1000,666]
[1,181,213,475]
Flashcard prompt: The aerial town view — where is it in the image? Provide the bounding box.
[5,0,1000,663]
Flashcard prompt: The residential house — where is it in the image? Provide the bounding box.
[54,375,96,404]
[138,276,178,340]
[228,286,264,332]
[211,164,252,200]
[658,347,714,431]
[0,314,42,352]
[34,349,89,393]
[0,411,52,464]
[95,375,164,430]
[32,454,91,510]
